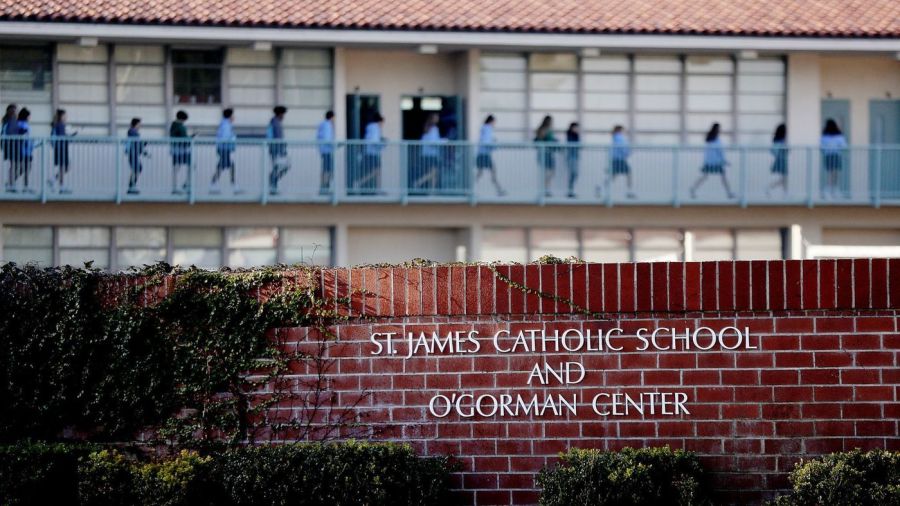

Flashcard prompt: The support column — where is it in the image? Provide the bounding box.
[464,48,481,141]
[786,53,821,145]
[333,222,349,267]
[332,47,347,140]
[466,223,483,263]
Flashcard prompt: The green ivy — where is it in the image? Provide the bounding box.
[0,263,353,446]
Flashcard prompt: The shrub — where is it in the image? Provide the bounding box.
[537,446,711,506]
[0,440,95,506]
[771,449,900,506]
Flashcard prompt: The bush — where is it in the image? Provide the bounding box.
[0,441,456,506]
[537,446,711,506]
[771,449,900,506]
[0,440,95,506]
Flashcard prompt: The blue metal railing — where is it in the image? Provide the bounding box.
[1,136,898,207]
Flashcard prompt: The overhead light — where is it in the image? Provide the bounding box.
[252,41,273,51]
[76,37,98,47]
[739,50,759,60]
[581,48,601,57]
[418,44,438,55]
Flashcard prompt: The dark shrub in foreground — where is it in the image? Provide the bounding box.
[771,449,900,506]
[1,441,456,506]
[0,440,96,506]
[537,446,711,506]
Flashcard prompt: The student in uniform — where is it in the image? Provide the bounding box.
[565,122,580,198]
[12,108,33,193]
[2,103,17,191]
[689,123,734,199]
[316,110,335,194]
[169,110,191,194]
[416,113,444,193]
[267,105,289,195]
[358,112,384,193]
[766,124,788,198]
[820,119,848,200]
[534,115,557,197]
[50,109,75,193]
[475,115,505,196]
[211,108,238,194]
[603,125,635,199]
[126,118,147,194]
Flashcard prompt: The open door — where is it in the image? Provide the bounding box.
[345,94,381,194]
[870,99,900,200]
[400,95,465,195]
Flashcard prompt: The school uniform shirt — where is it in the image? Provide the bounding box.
[820,134,847,155]
[477,124,495,155]
[364,122,383,156]
[216,119,236,151]
[703,138,726,167]
[316,119,334,154]
[16,120,32,157]
[0,116,15,136]
[126,127,144,155]
[421,125,442,157]
[612,133,631,160]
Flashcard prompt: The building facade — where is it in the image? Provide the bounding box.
[0,1,899,269]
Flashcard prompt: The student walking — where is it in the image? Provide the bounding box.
[125,118,147,194]
[603,125,634,199]
[211,108,238,195]
[690,123,734,199]
[2,104,17,192]
[416,113,444,193]
[267,105,289,195]
[357,113,384,193]
[565,122,580,198]
[316,110,335,194]
[169,110,191,194]
[766,124,788,198]
[820,119,848,200]
[534,115,557,197]
[11,108,33,193]
[475,115,505,196]
[49,109,75,193]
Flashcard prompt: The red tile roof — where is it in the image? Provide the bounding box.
[0,0,898,38]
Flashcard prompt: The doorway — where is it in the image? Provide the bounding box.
[821,99,851,196]
[401,95,465,195]
[870,99,900,199]
[346,94,381,139]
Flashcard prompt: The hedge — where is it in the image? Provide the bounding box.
[771,449,900,506]
[536,446,711,506]
[0,441,457,506]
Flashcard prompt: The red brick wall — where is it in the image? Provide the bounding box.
[271,259,900,505]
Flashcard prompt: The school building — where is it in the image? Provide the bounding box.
[0,0,898,269]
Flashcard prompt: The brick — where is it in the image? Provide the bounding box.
[540,264,556,314]
[619,263,635,313]
[392,267,407,316]
[750,260,768,310]
[602,263,618,313]
[734,261,751,310]
[450,266,466,315]
[479,266,495,315]
[493,265,510,315]
[508,265,525,314]
[836,259,853,309]
[524,265,541,314]
[556,264,573,313]
[465,265,479,315]
[668,262,685,312]
[889,259,900,308]
[685,262,701,311]
[767,260,785,311]
[856,317,896,332]
[636,263,652,312]
[819,259,837,309]
[586,263,603,313]
[853,259,871,309]
[717,261,735,311]
[871,258,888,309]
[785,260,803,310]
[571,263,587,312]
[436,266,450,315]
[652,262,668,311]
[701,262,718,311]
[377,267,393,316]
[801,260,819,309]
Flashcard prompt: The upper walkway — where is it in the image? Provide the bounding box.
[2,137,898,207]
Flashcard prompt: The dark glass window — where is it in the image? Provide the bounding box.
[0,45,52,91]
[172,49,223,104]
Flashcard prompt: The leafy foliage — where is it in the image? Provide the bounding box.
[771,449,900,506]
[0,440,96,506]
[0,263,356,446]
[537,446,711,506]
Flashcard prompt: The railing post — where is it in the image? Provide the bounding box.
[400,142,408,205]
[805,146,814,208]
[672,146,680,208]
[739,147,748,208]
[115,138,123,204]
[188,138,196,205]
[39,140,47,203]
[261,141,269,205]
[331,142,340,206]
[873,145,882,209]
[469,144,477,206]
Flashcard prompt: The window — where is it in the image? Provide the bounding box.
[172,227,222,269]
[633,230,683,262]
[116,227,166,269]
[172,49,223,104]
[2,226,53,265]
[282,228,331,266]
[691,229,734,261]
[0,45,52,91]
[582,229,631,263]
[482,228,528,263]
[58,227,111,269]
[226,227,278,268]
[529,228,578,261]
[735,229,783,260]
